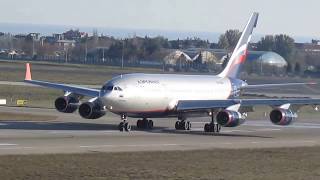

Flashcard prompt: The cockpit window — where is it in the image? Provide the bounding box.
[106,86,113,90]
[102,85,113,91]
[113,86,123,91]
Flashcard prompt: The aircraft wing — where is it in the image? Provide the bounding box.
[177,98,320,112]
[24,63,100,97]
[243,82,317,89]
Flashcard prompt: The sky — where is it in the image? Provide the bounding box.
[0,0,319,38]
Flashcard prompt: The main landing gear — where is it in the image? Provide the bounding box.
[175,120,191,130]
[118,114,131,132]
[204,112,221,133]
[136,118,154,130]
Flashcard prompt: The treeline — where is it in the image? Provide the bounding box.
[1,30,320,76]
[0,33,214,63]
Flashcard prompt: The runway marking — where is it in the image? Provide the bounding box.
[222,130,255,133]
[221,142,232,145]
[80,143,181,148]
[254,128,281,131]
[78,140,320,150]
[251,141,260,144]
[0,143,17,146]
[0,147,33,150]
[48,130,119,134]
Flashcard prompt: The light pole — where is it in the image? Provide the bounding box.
[102,48,105,62]
[85,41,87,63]
[121,40,124,69]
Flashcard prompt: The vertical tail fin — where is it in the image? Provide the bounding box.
[218,12,259,79]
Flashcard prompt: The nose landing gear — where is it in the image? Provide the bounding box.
[118,114,131,132]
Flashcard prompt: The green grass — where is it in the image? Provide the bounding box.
[0,147,320,180]
[0,60,163,84]
[0,85,60,108]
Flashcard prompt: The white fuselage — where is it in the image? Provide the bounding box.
[100,73,233,118]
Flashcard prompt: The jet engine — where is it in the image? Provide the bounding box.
[216,110,245,127]
[54,96,79,113]
[269,108,297,126]
[78,100,105,119]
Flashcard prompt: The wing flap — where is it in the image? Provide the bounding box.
[243,82,317,89]
[177,98,320,112]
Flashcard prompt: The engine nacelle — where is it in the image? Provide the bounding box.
[216,110,245,127]
[269,108,297,126]
[54,96,79,113]
[79,101,106,119]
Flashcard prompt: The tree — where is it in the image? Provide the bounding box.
[294,62,301,75]
[273,34,295,61]
[218,35,229,49]
[218,29,241,50]
[286,62,292,74]
[256,35,274,51]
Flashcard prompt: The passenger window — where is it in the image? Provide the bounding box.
[114,87,118,91]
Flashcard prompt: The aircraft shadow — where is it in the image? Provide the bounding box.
[154,128,273,138]
[0,121,118,131]
[0,121,273,138]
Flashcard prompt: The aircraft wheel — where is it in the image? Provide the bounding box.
[186,121,191,130]
[124,122,131,132]
[147,120,154,129]
[175,121,180,130]
[209,123,215,132]
[137,119,142,129]
[180,121,186,130]
[204,123,210,132]
[216,124,221,133]
[118,122,124,132]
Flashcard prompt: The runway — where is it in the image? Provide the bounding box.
[0,106,320,155]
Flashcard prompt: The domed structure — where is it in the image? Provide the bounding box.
[246,51,288,75]
[259,52,287,67]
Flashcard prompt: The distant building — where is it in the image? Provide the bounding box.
[53,33,64,41]
[63,29,87,41]
[27,33,40,41]
[40,36,56,45]
[56,40,76,49]
[163,48,287,74]
[295,42,320,53]
[246,51,287,75]
[163,49,221,72]
[14,34,27,40]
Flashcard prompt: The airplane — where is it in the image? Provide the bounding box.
[23,12,320,133]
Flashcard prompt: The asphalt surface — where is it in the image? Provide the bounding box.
[0,106,320,155]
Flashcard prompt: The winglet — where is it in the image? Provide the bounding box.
[25,63,32,81]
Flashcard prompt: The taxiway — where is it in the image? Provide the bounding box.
[0,106,319,155]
